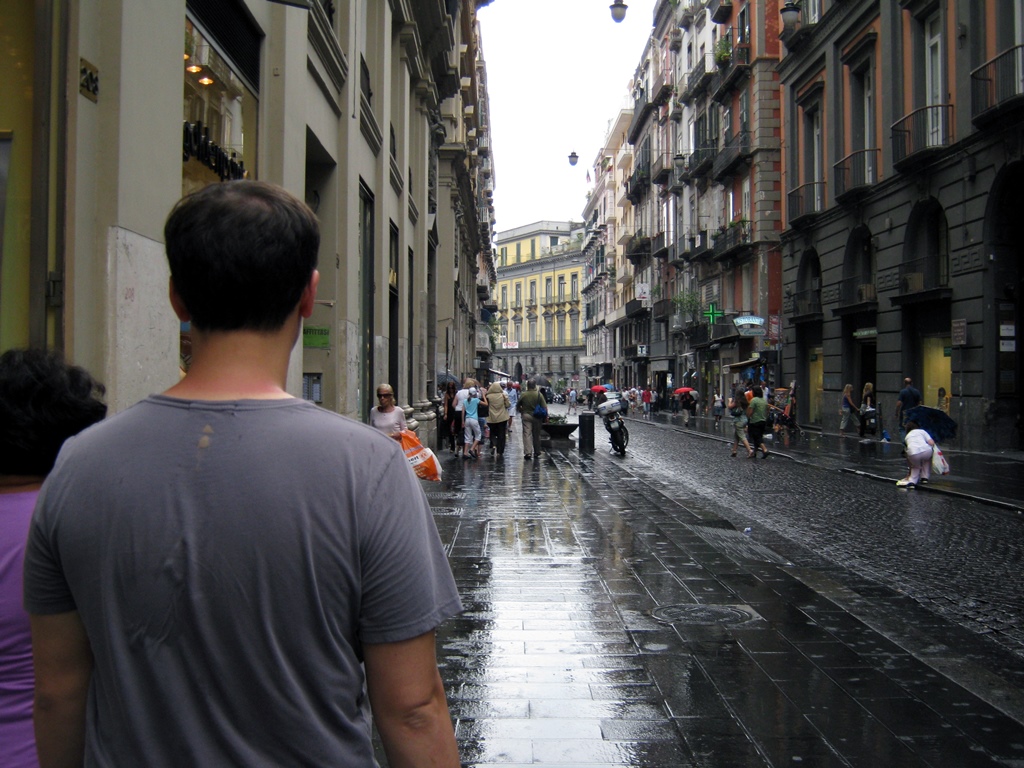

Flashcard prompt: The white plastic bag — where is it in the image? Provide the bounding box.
[931,447,950,476]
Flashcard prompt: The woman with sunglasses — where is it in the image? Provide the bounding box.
[369,383,407,439]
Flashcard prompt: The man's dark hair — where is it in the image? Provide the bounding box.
[0,349,107,477]
[164,181,320,331]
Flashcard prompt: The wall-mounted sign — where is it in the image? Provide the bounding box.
[853,327,877,339]
[502,341,519,349]
[303,325,330,349]
[733,315,766,336]
[951,318,967,346]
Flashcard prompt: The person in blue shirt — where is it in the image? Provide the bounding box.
[463,387,482,459]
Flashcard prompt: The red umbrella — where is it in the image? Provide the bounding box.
[590,384,612,393]
[674,387,695,395]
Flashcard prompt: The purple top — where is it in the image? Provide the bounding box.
[1,490,40,768]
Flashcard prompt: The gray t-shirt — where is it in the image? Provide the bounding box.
[24,395,461,767]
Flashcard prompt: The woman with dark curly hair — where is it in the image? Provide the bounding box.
[0,349,106,768]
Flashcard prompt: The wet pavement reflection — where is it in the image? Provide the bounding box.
[407,417,1024,767]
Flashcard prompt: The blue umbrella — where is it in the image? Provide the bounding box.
[904,405,957,442]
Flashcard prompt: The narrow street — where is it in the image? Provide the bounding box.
[401,405,1024,767]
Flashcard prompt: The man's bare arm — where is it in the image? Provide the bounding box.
[31,611,93,768]
[364,630,459,768]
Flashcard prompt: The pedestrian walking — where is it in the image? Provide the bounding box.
[712,390,724,426]
[568,387,578,414]
[485,381,511,457]
[746,386,770,459]
[517,380,547,460]
[507,381,519,420]
[642,387,652,419]
[839,383,860,436]
[368,382,406,438]
[897,419,936,488]
[463,386,483,459]
[23,181,461,767]
[895,376,923,434]
[859,382,876,438]
[729,388,754,458]
[0,349,107,768]
[442,381,459,453]
[680,391,696,427]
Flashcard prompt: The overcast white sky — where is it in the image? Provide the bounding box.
[477,0,657,234]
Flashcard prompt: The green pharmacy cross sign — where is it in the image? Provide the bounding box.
[703,302,724,324]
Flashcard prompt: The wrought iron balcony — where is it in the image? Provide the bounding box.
[683,56,713,104]
[652,152,672,185]
[834,148,879,203]
[628,89,654,144]
[713,221,752,261]
[690,230,714,261]
[651,232,668,259]
[711,43,751,102]
[891,255,951,305]
[651,69,672,106]
[712,130,751,181]
[835,276,877,312]
[690,143,717,180]
[892,104,954,170]
[625,300,648,318]
[971,45,1024,126]
[787,181,826,228]
[653,298,673,319]
[787,287,822,322]
[709,0,732,24]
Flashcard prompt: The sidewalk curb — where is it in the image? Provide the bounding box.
[620,412,1024,514]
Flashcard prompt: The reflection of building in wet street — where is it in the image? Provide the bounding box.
[416,409,1024,765]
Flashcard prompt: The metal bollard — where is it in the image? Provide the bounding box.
[578,412,595,453]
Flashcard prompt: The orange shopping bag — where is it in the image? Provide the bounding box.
[399,429,442,482]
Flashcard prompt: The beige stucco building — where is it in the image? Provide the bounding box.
[1,0,495,444]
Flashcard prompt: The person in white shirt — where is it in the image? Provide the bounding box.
[897,420,936,488]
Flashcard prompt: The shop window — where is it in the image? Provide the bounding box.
[183,19,258,196]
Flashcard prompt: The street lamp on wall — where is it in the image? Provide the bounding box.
[610,0,628,23]
[569,151,579,166]
[780,1,801,35]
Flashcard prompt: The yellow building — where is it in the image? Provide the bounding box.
[492,222,585,387]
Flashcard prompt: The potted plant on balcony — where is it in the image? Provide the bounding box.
[672,290,702,324]
[714,37,732,68]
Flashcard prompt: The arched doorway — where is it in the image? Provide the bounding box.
[793,250,823,425]
[837,226,877,405]
[983,161,1024,447]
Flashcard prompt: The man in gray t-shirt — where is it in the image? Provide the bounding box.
[24,182,462,767]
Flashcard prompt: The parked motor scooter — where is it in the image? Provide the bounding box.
[596,396,629,455]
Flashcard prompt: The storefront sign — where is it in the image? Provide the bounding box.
[502,341,519,349]
[182,120,247,181]
[852,327,877,339]
[733,315,766,337]
[1001,339,1016,352]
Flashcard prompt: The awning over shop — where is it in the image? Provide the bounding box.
[489,368,511,378]
[727,356,765,370]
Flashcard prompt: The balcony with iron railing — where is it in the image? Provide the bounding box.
[787,287,822,322]
[712,43,751,103]
[712,130,751,181]
[626,164,651,203]
[835,275,878,313]
[690,230,714,261]
[682,55,713,104]
[628,88,654,144]
[892,104,954,170]
[651,68,672,106]
[787,181,826,228]
[625,231,651,266]
[507,336,585,350]
[625,299,648,317]
[653,297,673,319]
[651,231,668,259]
[709,0,732,24]
[652,152,672,185]
[834,148,880,204]
[713,221,752,261]
[891,255,952,305]
[971,45,1024,126]
[690,142,717,180]
[710,318,738,341]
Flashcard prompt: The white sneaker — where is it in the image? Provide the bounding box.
[896,478,912,487]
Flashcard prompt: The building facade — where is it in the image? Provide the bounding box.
[0,0,495,446]
[492,221,585,387]
[778,0,1023,449]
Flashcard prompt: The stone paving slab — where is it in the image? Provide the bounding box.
[390,436,1024,768]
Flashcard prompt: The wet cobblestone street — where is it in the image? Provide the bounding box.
[407,410,1024,767]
